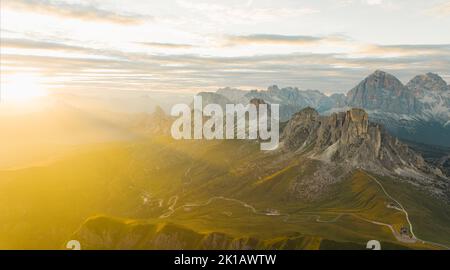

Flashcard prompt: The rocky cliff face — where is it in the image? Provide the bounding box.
[340,70,450,147]
[281,107,445,182]
[346,70,418,114]
[407,72,449,95]
[406,72,450,122]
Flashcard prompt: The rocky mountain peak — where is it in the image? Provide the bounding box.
[346,70,417,114]
[292,106,319,119]
[216,87,249,103]
[283,107,370,151]
[281,107,444,181]
[268,85,280,92]
[406,72,449,96]
[194,92,232,109]
[280,107,320,151]
[367,70,403,87]
[344,108,369,136]
[426,72,446,83]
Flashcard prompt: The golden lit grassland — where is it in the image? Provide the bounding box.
[155,167,443,249]
[0,138,259,249]
[374,175,450,247]
[0,137,447,249]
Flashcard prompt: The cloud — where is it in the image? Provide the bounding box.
[3,42,449,93]
[3,0,149,25]
[2,33,449,93]
[361,44,450,56]
[1,2,448,94]
[427,1,450,17]
[1,38,95,53]
[136,42,195,49]
[225,34,323,46]
[224,34,348,47]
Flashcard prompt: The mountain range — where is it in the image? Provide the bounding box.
[206,70,450,147]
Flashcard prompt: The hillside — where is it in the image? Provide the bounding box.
[1,134,448,249]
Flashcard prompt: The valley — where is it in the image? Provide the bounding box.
[1,135,448,250]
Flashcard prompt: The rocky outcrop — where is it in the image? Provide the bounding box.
[281,107,444,180]
[281,107,320,150]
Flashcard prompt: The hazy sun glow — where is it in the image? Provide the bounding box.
[1,73,48,103]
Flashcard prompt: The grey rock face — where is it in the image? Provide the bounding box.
[281,107,320,150]
[342,70,450,147]
[406,72,450,121]
[407,72,449,96]
[281,107,444,179]
[346,70,418,114]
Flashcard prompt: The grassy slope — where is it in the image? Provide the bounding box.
[375,174,450,247]
[0,138,448,249]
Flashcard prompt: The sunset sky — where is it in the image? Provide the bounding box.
[1,0,450,95]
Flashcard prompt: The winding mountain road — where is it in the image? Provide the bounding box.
[155,172,449,249]
[364,172,449,249]
[364,172,416,239]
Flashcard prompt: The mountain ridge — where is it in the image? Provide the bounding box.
[201,70,450,147]
[280,107,448,199]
